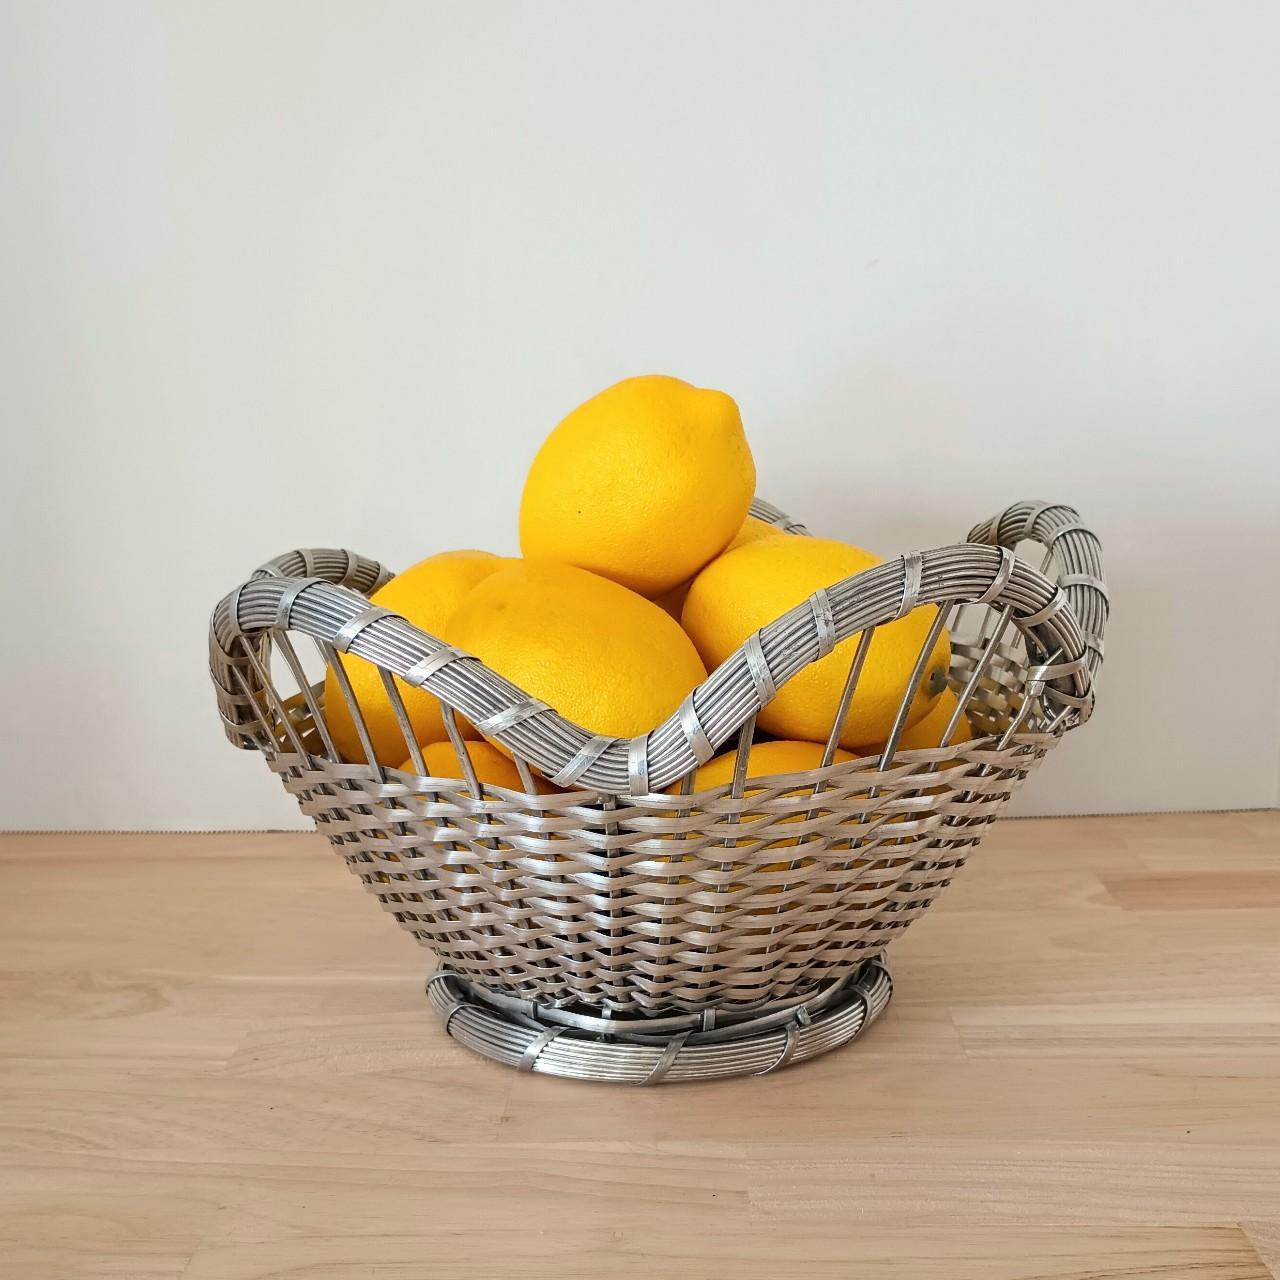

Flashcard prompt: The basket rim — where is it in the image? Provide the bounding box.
[209,497,1106,794]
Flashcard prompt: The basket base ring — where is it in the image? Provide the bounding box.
[425,957,892,1085]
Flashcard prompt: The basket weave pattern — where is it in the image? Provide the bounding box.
[210,498,1105,1050]
[264,639,1051,1010]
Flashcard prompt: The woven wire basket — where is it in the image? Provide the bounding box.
[209,498,1106,1083]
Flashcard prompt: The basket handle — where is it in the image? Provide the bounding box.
[208,547,394,744]
[210,499,1098,793]
[249,547,394,594]
[966,501,1107,681]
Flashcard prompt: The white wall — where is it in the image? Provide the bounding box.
[3,1,1277,830]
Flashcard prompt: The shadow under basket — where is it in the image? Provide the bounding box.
[209,498,1107,1083]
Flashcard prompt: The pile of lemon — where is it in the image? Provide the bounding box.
[324,375,969,790]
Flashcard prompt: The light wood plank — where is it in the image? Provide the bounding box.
[175,1225,1272,1280]
[1,814,1277,1277]
[1243,1222,1280,1279]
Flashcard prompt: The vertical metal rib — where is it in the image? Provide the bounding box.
[945,605,1014,745]
[274,630,339,761]
[237,636,308,755]
[877,604,954,769]
[821,627,876,764]
[378,668,427,775]
[440,704,483,797]
[319,640,383,775]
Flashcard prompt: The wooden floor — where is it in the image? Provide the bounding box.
[1,812,1278,1279]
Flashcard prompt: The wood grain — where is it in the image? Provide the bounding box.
[1,813,1277,1279]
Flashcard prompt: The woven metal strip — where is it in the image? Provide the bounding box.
[975,547,1016,605]
[1020,589,1067,629]
[475,698,551,736]
[273,577,323,630]
[678,695,714,764]
[225,583,249,640]
[1028,657,1088,683]
[550,734,617,788]
[627,736,651,796]
[1059,573,1110,600]
[757,1018,802,1075]
[643,1031,690,1084]
[810,588,836,658]
[1042,521,1089,547]
[517,1026,566,1072]
[1018,501,1053,539]
[743,632,777,706]
[894,552,923,620]
[331,606,394,653]
[402,646,467,686]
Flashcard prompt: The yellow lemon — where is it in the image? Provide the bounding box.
[445,560,707,753]
[683,738,853,792]
[519,375,756,597]
[882,687,974,753]
[682,536,950,749]
[398,739,534,792]
[654,517,783,619]
[653,580,691,621]
[726,515,785,552]
[324,550,507,766]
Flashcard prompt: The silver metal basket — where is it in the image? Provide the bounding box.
[209,498,1106,1083]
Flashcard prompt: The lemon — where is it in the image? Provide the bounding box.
[519,375,756,597]
[445,560,707,752]
[726,515,784,552]
[682,536,950,748]
[684,738,852,792]
[880,687,973,753]
[653,582,691,620]
[324,550,506,766]
[654,516,783,619]
[398,739,532,792]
